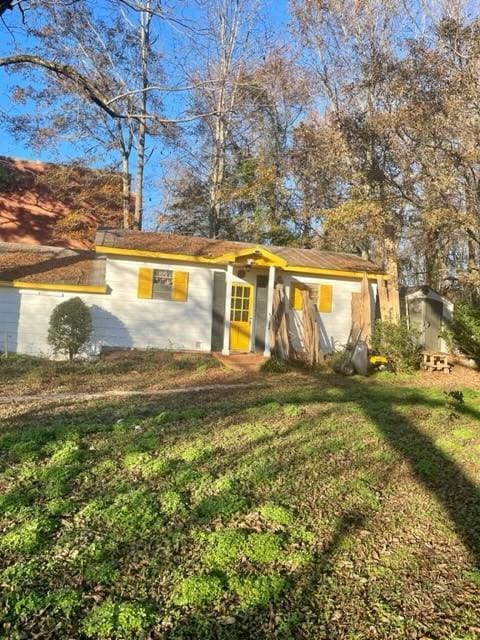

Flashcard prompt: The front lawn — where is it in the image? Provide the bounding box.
[0,350,226,396]
[1,373,480,638]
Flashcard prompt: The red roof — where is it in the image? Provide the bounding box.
[0,156,124,249]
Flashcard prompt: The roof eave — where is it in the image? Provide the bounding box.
[96,244,385,278]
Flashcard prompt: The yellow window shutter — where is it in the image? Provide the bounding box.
[172,271,189,302]
[291,283,303,310]
[137,267,153,299]
[318,284,333,313]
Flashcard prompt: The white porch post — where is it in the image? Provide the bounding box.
[263,265,275,357]
[222,263,234,355]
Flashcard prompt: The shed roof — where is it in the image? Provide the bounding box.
[96,229,382,274]
[400,285,450,300]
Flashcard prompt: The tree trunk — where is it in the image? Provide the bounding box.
[133,4,151,231]
[208,114,226,238]
[384,232,401,321]
[121,153,131,229]
[206,2,243,239]
[467,237,477,273]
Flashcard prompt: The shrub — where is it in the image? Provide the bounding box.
[371,318,421,373]
[444,301,480,364]
[47,297,93,360]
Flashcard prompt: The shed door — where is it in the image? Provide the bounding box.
[408,298,423,335]
[424,298,443,351]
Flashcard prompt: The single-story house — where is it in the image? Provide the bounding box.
[0,230,384,358]
[401,285,453,352]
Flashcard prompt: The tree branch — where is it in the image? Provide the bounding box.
[0,54,123,118]
[0,54,222,125]
[0,1,14,18]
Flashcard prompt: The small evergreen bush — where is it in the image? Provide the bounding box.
[47,297,92,360]
[371,318,421,373]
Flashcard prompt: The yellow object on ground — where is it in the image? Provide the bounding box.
[369,355,389,365]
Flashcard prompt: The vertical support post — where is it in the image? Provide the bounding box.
[222,263,234,355]
[263,265,275,357]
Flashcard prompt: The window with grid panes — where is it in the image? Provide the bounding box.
[152,269,173,300]
[230,285,251,322]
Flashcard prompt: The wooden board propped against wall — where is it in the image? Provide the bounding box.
[299,289,322,365]
[377,276,400,321]
[270,282,291,360]
[270,283,324,364]
[351,292,362,341]
[351,273,373,343]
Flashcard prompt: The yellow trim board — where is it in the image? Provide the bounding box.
[96,244,287,267]
[0,280,108,294]
[96,245,386,279]
[96,245,221,264]
[213,246,288,267]
[284,266,386,280]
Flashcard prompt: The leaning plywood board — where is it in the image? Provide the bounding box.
[351,274,373,343]
[351,292,362,341]
[270,282,291,360]
[360,273,372,343]
[377,276,389,320]
[377,275,400,321]
[300,289,322,365]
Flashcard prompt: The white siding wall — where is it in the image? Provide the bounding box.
[0,256,221,357]
[0,255,376,357]
[284,272,377,353]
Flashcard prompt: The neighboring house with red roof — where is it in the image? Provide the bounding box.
[0,229,384,358]
[0,156,125,249]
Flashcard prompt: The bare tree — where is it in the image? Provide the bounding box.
[292,0,412,316]
[184,0,263,238]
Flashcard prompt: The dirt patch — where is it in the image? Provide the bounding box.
[408,357,480,391]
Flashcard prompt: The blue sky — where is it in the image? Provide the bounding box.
[0,0,291,229]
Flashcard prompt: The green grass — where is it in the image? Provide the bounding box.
[1,372,480,638]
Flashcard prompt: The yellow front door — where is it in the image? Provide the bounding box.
[229,284,253,352]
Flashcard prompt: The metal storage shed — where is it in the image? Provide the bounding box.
[401,286,454,352]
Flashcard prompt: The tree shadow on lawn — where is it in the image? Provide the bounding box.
[255,376,480,564]
[3,378,480,530]
[335,378,480,568]
[2,376,480,638]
